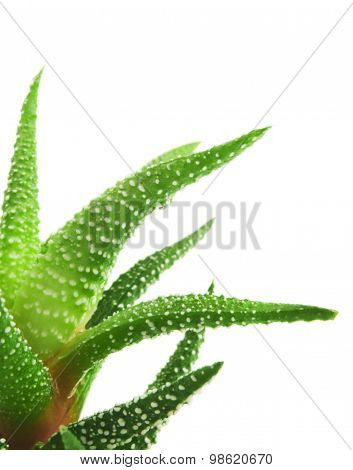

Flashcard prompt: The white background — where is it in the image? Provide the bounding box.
[0,0,352,468]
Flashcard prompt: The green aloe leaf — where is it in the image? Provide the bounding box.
[0,72,41,308]
[130,328,206,450]
[0,297,53,432]
[59,426,85,450]
[141,141,200,170]
[112,284,213,449]
[53,294,336,395]
[12,127,268,360]
[87,219,214,328]
[44,362,222,450]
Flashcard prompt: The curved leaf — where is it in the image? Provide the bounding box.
[0,72,41,308]
[53,294,336,394]
[0,297,53,433]
[12,127,268,359]
[135,283,212,448]
[131,328,205,449]
[44,362,222,450]
[87,219,214,328]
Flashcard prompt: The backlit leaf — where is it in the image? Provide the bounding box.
[132,328,205,449]
[0,297,52,433]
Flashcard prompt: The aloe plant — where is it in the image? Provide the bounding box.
[0,73,337,450]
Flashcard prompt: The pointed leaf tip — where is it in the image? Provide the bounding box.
[45,362,222,450]
[54,294,337,393]
[0,73,42,308]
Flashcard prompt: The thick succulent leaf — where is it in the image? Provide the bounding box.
[12,127,268,360]
[87,219,214,328]
[59,426,85,450]
[138,284,213,447]
[0,297,53,432]
[45,362,222,450]
[133,328,205,449]
[0,72,41,308]
[53,294,336,394]
[141,141,200,170]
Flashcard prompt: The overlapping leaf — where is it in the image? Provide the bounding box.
[44,362,222,450]
[76,221,213,414]
[12,127,268,359]
[141,141,200,170]
[53,294,336,394]
[0,72,41,308]
[0,297,52,432]
[88,219,214,328]
[147,328,205,391]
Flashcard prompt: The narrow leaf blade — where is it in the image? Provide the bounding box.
[0,72,41,308]
[53,294,336,394]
